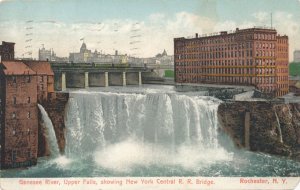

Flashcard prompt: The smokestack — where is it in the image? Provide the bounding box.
[195,33,198,38]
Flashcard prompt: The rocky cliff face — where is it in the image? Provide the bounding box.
[38,92,69,157]
[38,111,50,157]
[218,101,300,160]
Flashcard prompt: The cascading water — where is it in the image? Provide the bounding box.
[274,111,283,143]
[38,104,60,157]
[64,89,232,172]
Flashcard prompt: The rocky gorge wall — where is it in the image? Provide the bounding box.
[218,101,300,161]
[38,92,69,157]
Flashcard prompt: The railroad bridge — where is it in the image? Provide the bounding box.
[51,63,152,91]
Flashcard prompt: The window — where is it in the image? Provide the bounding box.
[27,97,30,103]
[12,76,16,83]
[26,76,30,83]
[13,97,16,105]
[12,150,17,162]
[12,112,16,119]
[27,111,31,119]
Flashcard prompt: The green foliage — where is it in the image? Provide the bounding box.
[164,70,174,78]
[289,62,300,76]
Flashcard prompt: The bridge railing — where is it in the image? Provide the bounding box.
[50,62,147,69]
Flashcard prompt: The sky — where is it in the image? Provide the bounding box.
[0,0,300,60]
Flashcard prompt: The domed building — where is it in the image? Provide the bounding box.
[80,42,87,53]
[69,42,92,63]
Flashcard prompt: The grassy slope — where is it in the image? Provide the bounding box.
[164,70,174,78]
[289,62,300,76]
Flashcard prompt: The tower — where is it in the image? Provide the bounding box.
[0,41,15,61]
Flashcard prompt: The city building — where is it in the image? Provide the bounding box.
[174,27,289,97]
[0,41,15,61]
[69,42,93,63]
[39,46,68,62]
[0,61,38,169]
[294,50,300,62]
[38,46,52,61]
[70,42,133,64]
[155,49,174,65]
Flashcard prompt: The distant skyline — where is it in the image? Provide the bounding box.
[0,0,299,60]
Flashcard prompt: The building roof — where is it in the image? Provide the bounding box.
[80,42,87,53]
[23,61,54,75]
[1,61,36,75]
[174,27,278,41]
[1,41,15,46]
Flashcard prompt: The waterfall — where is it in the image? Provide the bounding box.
[64,90,232,171]
[38,104,60,157]
[274,111,283,143]
[65,92,223,154]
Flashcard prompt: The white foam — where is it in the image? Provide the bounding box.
[53,155,73,167]
[94,139,233,172]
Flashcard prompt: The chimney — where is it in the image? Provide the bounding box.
[115,50,118,56]
[195,33,198,38]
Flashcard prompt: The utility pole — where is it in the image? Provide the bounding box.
[271,12,273,29]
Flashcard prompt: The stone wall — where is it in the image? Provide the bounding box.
[89,72,106,87]
[109,72,122,86]
[37,110,50,157]
[66,72,84,88]
[38,92,69,156]
[54,72,62,91]
[126,72,139,85]
[218,101,300,160]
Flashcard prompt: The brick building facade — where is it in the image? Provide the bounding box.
[174,27,289,97]
[0,61,38,169]
[0,41,55,169]
[0,41,15,61]
[23,61,55,103]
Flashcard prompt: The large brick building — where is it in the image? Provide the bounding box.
[0,41,55,169]
[0,61,38,169]
[174,27,289,97]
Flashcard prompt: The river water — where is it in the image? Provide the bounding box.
[2,85,300,177]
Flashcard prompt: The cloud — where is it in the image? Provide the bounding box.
[0,10,299,61]
[0,11,217,58]
[149,13,165,23]
[252,11,269,24]
[0,0,11,3]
